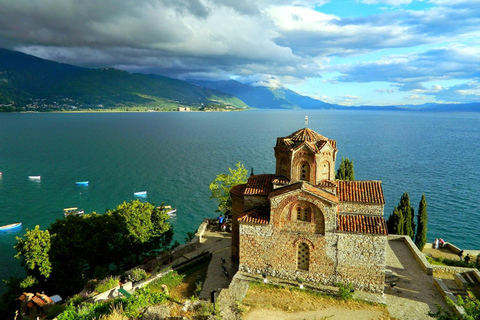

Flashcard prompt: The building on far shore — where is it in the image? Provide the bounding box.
[230,125,388,293]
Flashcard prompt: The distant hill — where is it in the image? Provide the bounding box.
[394,102,480,112]
[190,79,340,110]
[0,48,248,111]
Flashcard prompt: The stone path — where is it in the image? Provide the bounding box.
[384,239,449,320]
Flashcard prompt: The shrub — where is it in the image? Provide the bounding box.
[95,276,120,294]
[336,282,354,300]
[128,268,150,283]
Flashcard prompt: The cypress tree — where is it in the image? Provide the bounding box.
[336,157,346,180]
[415,194,428,251]
[387,206,404,235]
[336,157,355,181]
[399,192,415,239]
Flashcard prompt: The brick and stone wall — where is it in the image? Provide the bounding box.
[338,202,384,216]
[336,233,387,293]
[238,227,338,287]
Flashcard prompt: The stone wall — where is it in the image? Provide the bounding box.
[231,192,245,260]
[338,202,384,216]
[238,228,387,292]
[238,229,338,287]
[336,233,387,293]
[244,195,269,210]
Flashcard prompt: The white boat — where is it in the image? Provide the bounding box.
[0,222,22,231]
[159,205,176,215]
[75,181,89,186]
[134,191,147,197]
[64,207,84,217]
[28,176,41,181]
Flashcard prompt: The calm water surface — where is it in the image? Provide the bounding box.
[1,110,479,292]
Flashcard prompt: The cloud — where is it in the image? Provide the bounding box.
[336,45,480,90]
[0,0,479,103]
[361,0,413,6]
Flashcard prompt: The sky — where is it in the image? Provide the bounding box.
[0,0,479,106]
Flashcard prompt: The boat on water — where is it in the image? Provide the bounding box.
[64,207,85,217]
[28,175,41,181]
[75,181,89,186]
[0,222,22,231]
[158,205,177,215]
[134,191,147,197]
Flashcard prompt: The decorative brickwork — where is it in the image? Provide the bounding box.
[231,127,388,293]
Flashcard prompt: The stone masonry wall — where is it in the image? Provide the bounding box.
[336,233,387,293]
[244,195,269,211]
[231,192,245,260]
[239,227,338,286]
[338,202,384,216]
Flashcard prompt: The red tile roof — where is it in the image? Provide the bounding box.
[243,174,276,196]
[317,180,337,188]
[272,175,290,185]
[288,127,327,142]
[31,293,53,307]
[277,128,337,153]
[337,214,388,235]
[238,207,270,224]
[336,180,385,204]
[230,183,247,197]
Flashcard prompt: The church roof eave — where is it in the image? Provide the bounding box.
[269,181,338,205]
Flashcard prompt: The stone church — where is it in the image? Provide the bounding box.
[230,125,388,293]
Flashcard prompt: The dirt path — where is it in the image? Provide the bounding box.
[245,308,387,320]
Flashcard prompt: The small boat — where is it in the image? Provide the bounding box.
[75,181,89,186]
[64,207,85,217]
[0,222,22,231]
[28,176,41,181]
[134,191,147,197]
[158,205,177,215]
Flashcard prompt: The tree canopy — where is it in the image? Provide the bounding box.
[209,162,248,215]
[399,192,415,239]
[14,225,51,286]
[12,200,173,297]
[414,194,428,251]
[335,157,355,181]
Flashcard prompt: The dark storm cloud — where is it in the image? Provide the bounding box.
[0,0,479,103]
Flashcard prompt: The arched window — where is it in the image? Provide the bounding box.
[296,206,310,222]
[299,161,310,181]
[297,243,310,271]
[321,161,330,180]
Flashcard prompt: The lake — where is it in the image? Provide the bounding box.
[0,110,479,292]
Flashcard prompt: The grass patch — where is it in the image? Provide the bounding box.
[147,255,211,300]
[240,281,389,317]
[95,276,120,294]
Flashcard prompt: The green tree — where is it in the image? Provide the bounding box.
[398,192,415,239]
[335,157,355,180]
[414,194,428,251]
[209,162,248,214]
[12,200,173,298]
[387,207,404,235]
[14,225,52,284]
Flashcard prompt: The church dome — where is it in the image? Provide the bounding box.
[287,127,328,142]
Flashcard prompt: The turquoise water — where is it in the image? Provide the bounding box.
[1,110,479,291]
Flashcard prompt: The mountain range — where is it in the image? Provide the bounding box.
[1,48,479,112]
[0,48,247,111]
[190,79,339,110]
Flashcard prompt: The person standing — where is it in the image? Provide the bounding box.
[218,214,224,231]
[465,253,471,264]
[458,250,464,261]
